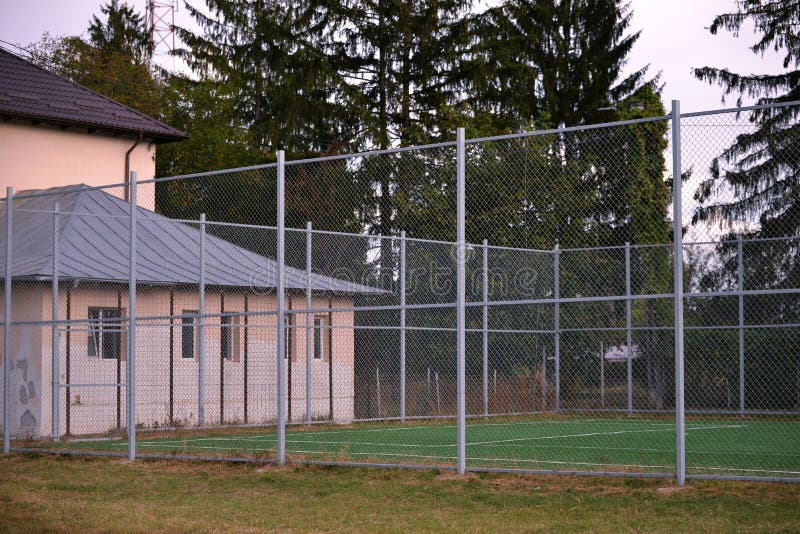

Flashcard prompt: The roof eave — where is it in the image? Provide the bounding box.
[0,111,188,144]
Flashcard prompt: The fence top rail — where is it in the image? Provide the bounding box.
[135,139,459,188]
[684,234,800,247]
[679,98,800,119]
[483,242,553,254]
[282,140,458,166]
[465,114,672,145]
[137,161,279,187]
[3,101,799,204]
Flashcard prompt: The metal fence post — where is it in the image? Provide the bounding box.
[671,100,686,486]
[127,171,137,461]
[554,241,560,413]
[738,235,745,415]
[625,242,633,416]
[51,202,60,441]
[305,221,312,425]
[198,213,206,428]
[399,231,407,422]
[482,239,489,418]
[3,187,12,454]
[456,127,466,474]
[276,150,287,465]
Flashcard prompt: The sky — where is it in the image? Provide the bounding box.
[0,0,789,114]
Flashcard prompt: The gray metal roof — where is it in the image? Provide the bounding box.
[0,49,186,143]
[1,185,383,295]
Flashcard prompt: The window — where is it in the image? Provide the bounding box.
[221,315,240,362]
[313,317,323,360]
[88,307,122,360]
[284,316,292,360]
[181,310,197,359]
[221,316,232,360]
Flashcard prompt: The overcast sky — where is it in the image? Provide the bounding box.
[0,0,788,114]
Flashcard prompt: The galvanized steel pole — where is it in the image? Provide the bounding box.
[399,230,407,422]
[305,221,312,425]
[127,172,137,461]
[625,242,633,416]
[51,203,60,441]
[276,150,287,465]
[671,100,686,486]
[554,242,560,413]
[198,213,206,427]
[456,127,466,474]
[482,239,489,418]
[738,236,745,415]
[3,187,12,454]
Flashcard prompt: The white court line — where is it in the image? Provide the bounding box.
[129,417,750,446]
[466,442,800,458]
[129,418,674,445]
[463,424,747,448]
[128,423,747,450]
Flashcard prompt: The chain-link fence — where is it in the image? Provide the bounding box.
[1,100,798,482]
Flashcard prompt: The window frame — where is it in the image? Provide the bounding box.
[181,310,198,359]
[313,316,326,361]
[87,307,123,360]
[221,314,241,362]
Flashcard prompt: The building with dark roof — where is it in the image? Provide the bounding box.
[0,48,186,210]
[1,186,381,438]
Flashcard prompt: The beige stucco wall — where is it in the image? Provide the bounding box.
[0,285,46,439]
[8,284,356,438]
[0,122,156,210]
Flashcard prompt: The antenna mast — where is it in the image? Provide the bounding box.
[145,0,177,57]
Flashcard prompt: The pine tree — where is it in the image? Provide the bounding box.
[176,0,359,157]
[330,0,472,286]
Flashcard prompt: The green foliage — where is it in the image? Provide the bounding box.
[88,0,153,61]
[693,0,800,241]
[27,31,163,121]
[467,0,651,131]
[176,0,360,158]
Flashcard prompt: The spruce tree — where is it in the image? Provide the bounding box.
[693,0,800,241]
[471,0,649,130]
[176,0,359,157]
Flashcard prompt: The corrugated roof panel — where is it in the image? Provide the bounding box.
[0,185,384,295]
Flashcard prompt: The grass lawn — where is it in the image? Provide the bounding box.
[1,454,799,532]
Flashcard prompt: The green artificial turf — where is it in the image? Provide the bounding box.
[27,415,799,479]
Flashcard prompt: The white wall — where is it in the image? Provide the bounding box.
[13,285,356,438]
[0,122,157,210]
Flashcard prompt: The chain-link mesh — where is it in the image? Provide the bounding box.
[2,102,798,480]
[680,105,800,479]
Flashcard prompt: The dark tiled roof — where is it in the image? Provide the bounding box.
[0,48,186,143]
[1,184,384,295]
